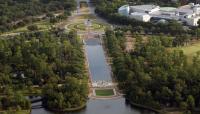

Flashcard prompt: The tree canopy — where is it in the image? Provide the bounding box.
[104,29,200,112]
[0,29,88,110]
[0,0,76,32]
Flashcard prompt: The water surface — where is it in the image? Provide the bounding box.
[85,38,111,81]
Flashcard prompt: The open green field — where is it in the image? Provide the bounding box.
[95,89,114,96]
[0,110,30,114]
[67,21,105,31]
[174,41,200,63]
[78,14,97,19]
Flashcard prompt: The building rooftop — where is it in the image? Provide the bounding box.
[130,12,150,15]
[160,7,177,12]
[130,5,159,12]
[176,5,194,14]
[176,4,200,15]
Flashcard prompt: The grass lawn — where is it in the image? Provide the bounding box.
[166,112,182,114]
[0,110,30,114]
[1,20,51,36]
[76,23,103,30]
[95,89,114,96]
[15,110,30,114]
[0,86,42,96]
[79,14,96,19]
[21,87,42,95]
[68,21,105,31]
[12,21,51,33]
[174,41,200,63]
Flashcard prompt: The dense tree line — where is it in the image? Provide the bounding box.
[0,0,76,33]
[0,29,88,110]
[43,77,88,110]
[104,29,200,113]
[0,30,85,87]
[0,91,30,111]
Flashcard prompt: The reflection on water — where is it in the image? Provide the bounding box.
[32,98,156,114]
[31,38,156,114]
[85,38,111,81]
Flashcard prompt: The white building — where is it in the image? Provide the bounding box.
[118,5,130,16]
[118,3,200,26]
[130,12,151,22]
[177,3,200,26]
[181,15,200,26]
[186,17,200,26]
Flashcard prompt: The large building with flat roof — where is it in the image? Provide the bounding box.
[118,3,200,26]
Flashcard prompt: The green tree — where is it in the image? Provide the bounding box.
[186,95,195,109]
[27,25,38,31]
[180,102,188,110]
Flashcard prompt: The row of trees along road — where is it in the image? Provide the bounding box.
[104,29,200,113]
[0,29,88,110]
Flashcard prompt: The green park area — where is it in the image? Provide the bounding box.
[0,20,52,36]
[95,89,114,96]
[76,14,97,20]
[67,21,105,31]
[174,41,200,63]
[20,87,42,96]
[80,14,96,19]
[0,110,30,114]
[11,21,51,33]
